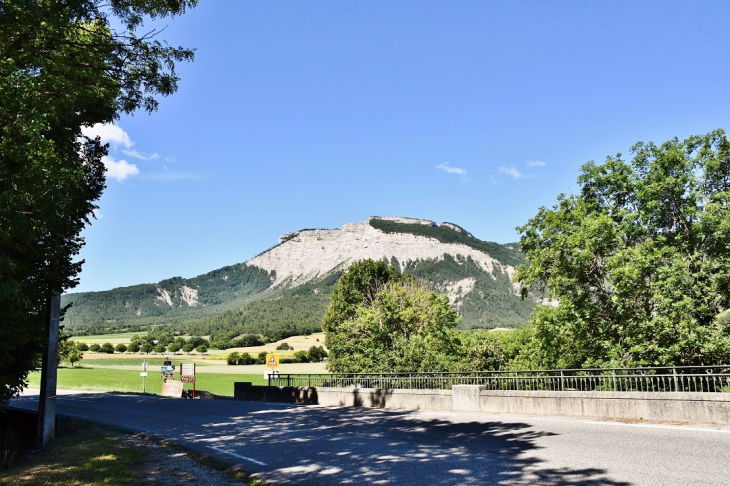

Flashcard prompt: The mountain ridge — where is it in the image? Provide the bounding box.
[62,216,535,336]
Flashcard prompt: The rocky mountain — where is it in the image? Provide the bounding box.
[62,216,536,336]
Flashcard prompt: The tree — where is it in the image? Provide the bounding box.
[292,350,310,363]
[514,130,730,368]
[153,344,166,354]
[140,343,154,354]
[128,342,140,353]
[226,352,241,366]
[58,339,83,367]
[100,343,114,354]
[0,1,196,405]
[75,342,89,352]
[182,343,194,354]
[324,260,461,373]
[89,343,101,352]
[195,345,207,354]
[114,343,127,353]
[307,345,328,363]
[167,342,182,353]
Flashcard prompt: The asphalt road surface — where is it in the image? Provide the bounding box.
[12,390,730,485]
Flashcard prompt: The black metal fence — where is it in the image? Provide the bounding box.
[269,365,730,393]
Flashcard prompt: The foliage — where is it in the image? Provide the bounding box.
[226,352,240,365]
[89,344,101,352]
[153,344,166,354]
[276,342,292,351]
[455,332,508,372]
[514,130,730,368]
[292,350,310,363]
[127,342,140,353]
[324,260,462,373]
[195,345,207,354]
[0,0,196,405]
[99,343,114,354]
[114,343,127,353]
[307,345,328,363]
[140,343,153,354]
[58,339,84,367]
[75,342,89,352]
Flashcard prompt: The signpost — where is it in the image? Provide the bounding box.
[265,354,280,382]
[180,363,196,398]
[141,360,148,393]
[161,380,184,398]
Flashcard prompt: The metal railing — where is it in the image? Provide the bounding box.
[268,365,730,393]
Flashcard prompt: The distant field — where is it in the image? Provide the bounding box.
[27,368,267,396]
[72,331,328,354]
[72,332,143,344]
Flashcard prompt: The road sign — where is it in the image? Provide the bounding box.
[161,380,184,398]
[140,372,148,377]
[161,365,175,371]
[181,363,195,376]
[266,354,280,368]
[180,375,196,383]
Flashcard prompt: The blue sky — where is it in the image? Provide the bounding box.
[73,1,730,293]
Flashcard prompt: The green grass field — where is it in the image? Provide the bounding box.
[27,368,267,396]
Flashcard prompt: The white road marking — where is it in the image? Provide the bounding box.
[584,421,730,433]
[207,446,268,466]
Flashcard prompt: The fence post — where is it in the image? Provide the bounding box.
[560,371,565,391]
[612,370,616,391]
[672,367,678,391]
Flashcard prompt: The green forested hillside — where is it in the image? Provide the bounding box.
[62,264,273,334]
[182,294,332,346]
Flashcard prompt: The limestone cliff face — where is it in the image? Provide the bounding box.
[246,217,513,297]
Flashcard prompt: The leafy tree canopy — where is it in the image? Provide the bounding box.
[324,260,462,373]
[514,130,730,368]
[0,0,196,404]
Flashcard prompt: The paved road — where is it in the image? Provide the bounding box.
[12,390,730,485]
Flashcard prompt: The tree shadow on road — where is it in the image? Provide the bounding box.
[192,404,631,485]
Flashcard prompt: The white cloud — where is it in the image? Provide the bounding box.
[122,149,160,160]
[436,163,467,175]
[81,123,133,149]
[526,160,546,167]
[103,155,139,182]
[489,176,497,185]
[498,166,525,179]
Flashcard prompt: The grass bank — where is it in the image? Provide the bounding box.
[0,421,252,485]
[27,368,267,396]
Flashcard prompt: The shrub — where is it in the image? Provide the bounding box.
[195,345,208,354]
[239,352,256,365]
[227,352,241,365]
[114,343,128,353]
[128,342,140,353]
[292,350,310,363]
[100,343,114,354]
[308,345,328,363]
[75,342,89,352]
[141,343,153,354]
[257,351,268,365]
[89,343,101,352]
[276,342,292,351]
[153,344,167,354]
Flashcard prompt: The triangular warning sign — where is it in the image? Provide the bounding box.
[268,356,277,365]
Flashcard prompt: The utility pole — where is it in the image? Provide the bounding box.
[37,289,60,448]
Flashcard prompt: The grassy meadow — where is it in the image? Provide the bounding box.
[36,332,330,397]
